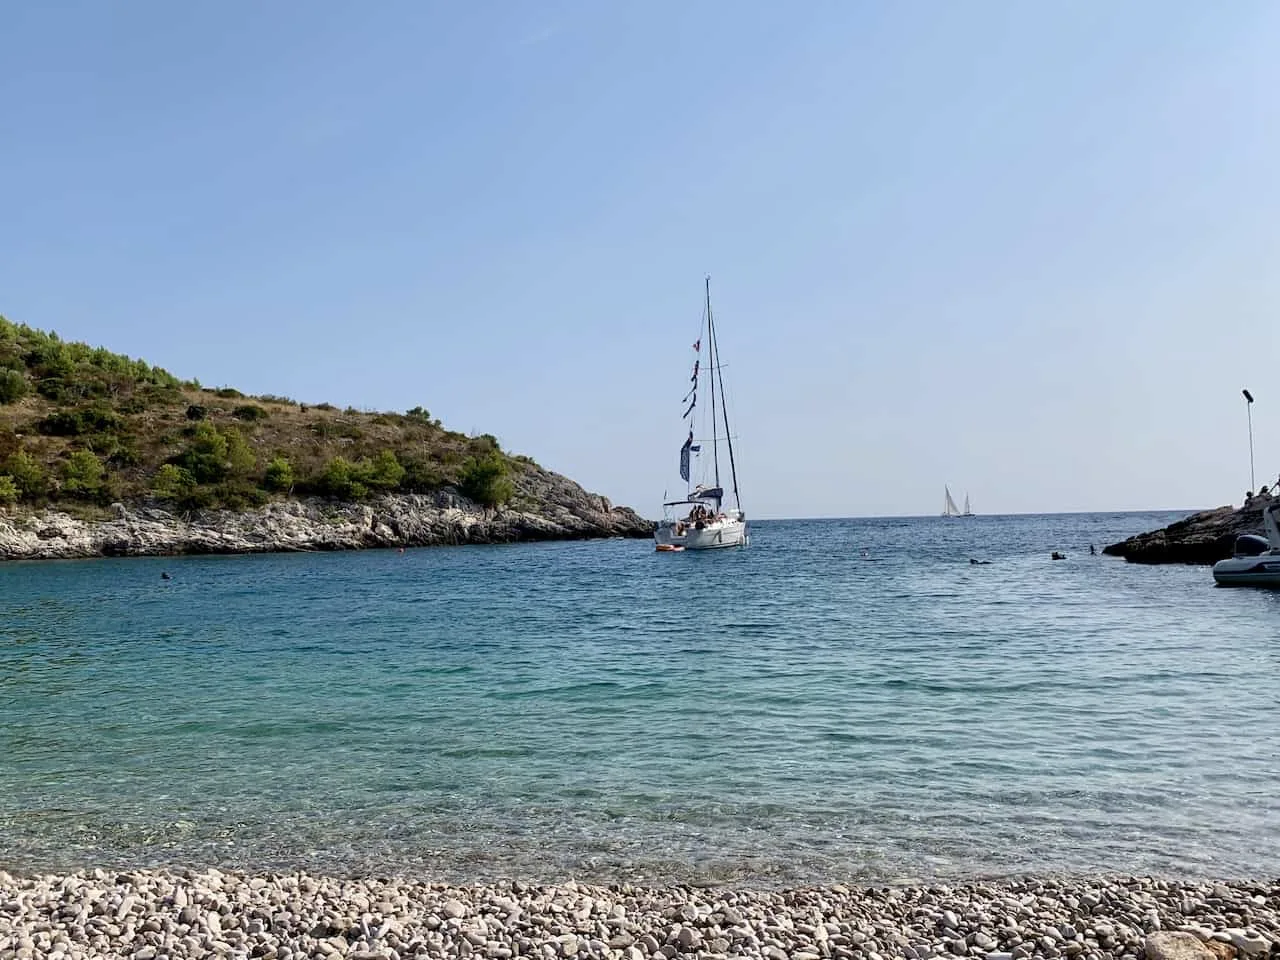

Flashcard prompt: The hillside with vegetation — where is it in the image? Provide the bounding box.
[0,316,650,556]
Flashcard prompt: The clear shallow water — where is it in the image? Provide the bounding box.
[2,513,1279,886]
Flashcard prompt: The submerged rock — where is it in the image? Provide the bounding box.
[0,466,653,562]
[1103,500,1272,565]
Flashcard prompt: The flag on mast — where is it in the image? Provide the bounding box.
[679,431,693,481]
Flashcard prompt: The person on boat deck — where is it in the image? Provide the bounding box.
[687,504,717,522]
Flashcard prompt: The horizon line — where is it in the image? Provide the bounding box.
[740,506,1214,522]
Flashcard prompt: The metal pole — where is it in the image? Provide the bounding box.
[1244,389,1255,493]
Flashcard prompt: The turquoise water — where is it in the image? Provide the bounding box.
[2,513,1279,885]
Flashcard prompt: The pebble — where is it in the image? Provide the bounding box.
[1145,931,1218,960]
[674,926,701,950]
[1228,929,1269,955]
[0,871,1276,960]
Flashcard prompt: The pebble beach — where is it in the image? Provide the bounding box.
[2,870,1277,960]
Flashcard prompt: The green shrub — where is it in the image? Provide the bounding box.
[138,382,182,406]
[169,423,254,483]
[35,379,73,402]
[105,439,142,467]
[152,463,196,501]
[256,394,296,405]
[314,456,367,500]
[365,449,405,491]
[24,340,73,380]
[263,456,294,492]
[314,402,336,411]
[214,387,243,399]
[36,404,121,437]
[173,422,230,483]
[62,451,105,499]
[309,450,406,500]
[185,404,207,421]
[175,484,218,511]
[459,454,514,508]
[224,427,255,476]
[0,475,18,505]
[3,452,49,499]
[0,369,28,404]
[405,406,432,423]
[399,456,445,493]
[37,410,84,436]
[212,479,267,510]
[233,404,268,422]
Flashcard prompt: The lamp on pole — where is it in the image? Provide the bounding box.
[1243,388,1255,494]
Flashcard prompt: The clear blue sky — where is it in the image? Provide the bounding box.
[3,1,1278,518]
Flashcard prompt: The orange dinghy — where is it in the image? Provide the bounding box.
[655,543,685,552]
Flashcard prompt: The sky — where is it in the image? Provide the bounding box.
[2,1,1279,519]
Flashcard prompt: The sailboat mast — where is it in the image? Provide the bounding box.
[713,289,741,511]
[706,276,720,488]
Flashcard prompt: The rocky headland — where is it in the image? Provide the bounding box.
[0,465,653,562]
[1,869,1276,960]
[0,317,657,562]
[1103,498,1273,565]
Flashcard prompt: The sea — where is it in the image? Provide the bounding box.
[2,512,1279,887]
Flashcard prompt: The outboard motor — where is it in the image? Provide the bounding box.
[1233,533,1271,557]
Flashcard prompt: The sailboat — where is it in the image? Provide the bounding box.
[654,278,748,551]
[942,486,961,519]
[963,493,974,517]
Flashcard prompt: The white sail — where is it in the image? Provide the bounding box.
[943,486,960,517]
[963,493,973,516]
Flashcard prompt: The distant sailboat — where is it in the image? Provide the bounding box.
[963,493,974,517]
[654,277,747,551]
[943,486,961,518]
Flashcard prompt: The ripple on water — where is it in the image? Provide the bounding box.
[1,513,1279,883]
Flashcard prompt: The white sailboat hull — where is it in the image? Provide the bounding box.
[655,516,748,550]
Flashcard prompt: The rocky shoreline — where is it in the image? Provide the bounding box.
[1103,500,1272,565]
[1,869,1276,960]
[0,468,654,561]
